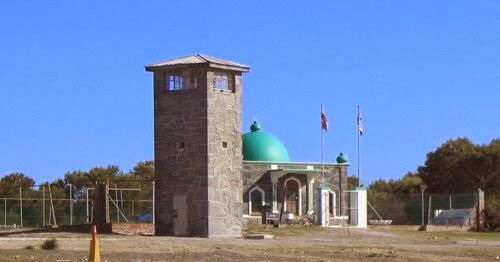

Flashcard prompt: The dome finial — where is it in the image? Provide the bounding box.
[250,121,261,132]
[336,152,348,164]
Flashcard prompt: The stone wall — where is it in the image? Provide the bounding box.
[206,70,243,237]
[153,68,209,236]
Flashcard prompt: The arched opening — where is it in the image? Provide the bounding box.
[284,178,301,215]
[250,190,263,215]
[248,186,265,216]
[329,191,336,217]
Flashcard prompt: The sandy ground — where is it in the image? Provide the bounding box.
[0,226,499,261]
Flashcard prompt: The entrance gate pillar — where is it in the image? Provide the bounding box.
[317,185,330,227]
[307,176,315,215]
[271,176,279,213]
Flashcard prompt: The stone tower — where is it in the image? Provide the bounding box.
[145,54,249,237]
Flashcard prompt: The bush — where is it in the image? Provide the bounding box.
[24,244,34,250]
[41,239,58,250]
[367,191,409,224]
[485,194,500,231]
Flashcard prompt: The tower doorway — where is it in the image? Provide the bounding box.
[173,194,188,236]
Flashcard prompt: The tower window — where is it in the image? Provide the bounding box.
[213,74,228,90]
[168,75,184,91]
[222,141,228,148]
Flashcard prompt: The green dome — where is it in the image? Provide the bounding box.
[243,121,290,162]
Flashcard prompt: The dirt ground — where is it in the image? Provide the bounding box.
[0,226,499,261]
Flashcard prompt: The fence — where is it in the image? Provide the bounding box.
[0,181,154,228]
[367,190,476,225]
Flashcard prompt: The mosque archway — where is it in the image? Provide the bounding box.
[284,177,301,216]
[248,186,265,216]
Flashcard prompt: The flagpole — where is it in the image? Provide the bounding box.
[321,104,325,184]
[357,105,360,187]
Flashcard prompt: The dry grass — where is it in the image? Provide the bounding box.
[244,224,325,237]
[381,228,500,241]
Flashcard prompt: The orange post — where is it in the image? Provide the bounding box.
[89,224,101,262]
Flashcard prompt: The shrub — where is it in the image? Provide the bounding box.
[24,244,34,250]
[41,239,58,250]
[485,194,500,231]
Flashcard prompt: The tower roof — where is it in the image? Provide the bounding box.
[145,54,250,72]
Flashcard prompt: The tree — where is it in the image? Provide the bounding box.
[347,175,359,190]
[64,165,122,189]
[369,172,423,194]
[417,138,500,230]
[87,165,121,182]
[367,172,424,224]
[63,170,89,189]
[0,172,35,197]
[0,173,41,226]
[418,138,478,193]
[131,161,154,181]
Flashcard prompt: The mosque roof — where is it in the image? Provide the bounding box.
[145,54,249,72]
[242,121,290,162]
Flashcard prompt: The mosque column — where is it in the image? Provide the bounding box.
[271,176,278,213]
[307,176,315,215]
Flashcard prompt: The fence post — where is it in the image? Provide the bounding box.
[86,187,89,223]
[19,187,23,228]
[120,189,124,209]
[476,189,485,231]
[420,185,426,226]
[115,184,119,223]
[42,185,46,227]
[4,198,6,227]
[69,184,73,225]
[132,200,135,222]
[152,181,155,224]
[427,195,432,225]
[449,194,452,210]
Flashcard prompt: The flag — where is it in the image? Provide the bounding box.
[357,109,363,135]
[321,110,328,131]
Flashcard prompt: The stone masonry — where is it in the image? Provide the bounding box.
[146,55,248,237]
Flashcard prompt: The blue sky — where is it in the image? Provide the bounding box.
[1,1,499,185]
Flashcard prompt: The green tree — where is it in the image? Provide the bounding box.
[0,172,35,197]
[417,138,478,193]
[0,173,41,226]
[87,165,121,182]
[417,138,500,230]
[64,165,122,189]
[369,172,423,194]
[367,173,424,224]
[131,161,154,181]
[347,175,359,190]
[63,170,88,189]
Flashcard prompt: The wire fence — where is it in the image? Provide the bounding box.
[367,191,476,225]
[0,182,154,228]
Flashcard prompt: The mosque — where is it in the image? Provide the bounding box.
[145,54,354,238]
[241,121,348,224]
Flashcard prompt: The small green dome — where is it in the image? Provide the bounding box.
[336,152,348,164]
[243,121,290,162]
